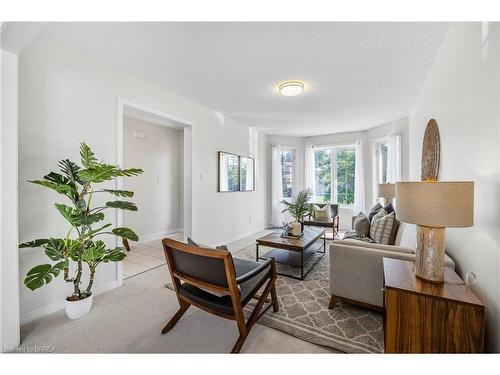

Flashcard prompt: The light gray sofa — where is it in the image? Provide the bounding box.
[329,222,455,310]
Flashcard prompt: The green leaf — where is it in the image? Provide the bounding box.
[78,165,143,183]
[82,241,106,263]
[59,159,84,185]
[19,239,49,248]
[76,212,105,226]
[66,239,82,261]
[112,227,139,242]
[83,223,113,239]
[44,238,65,261]
[75,198,87,211]
[78,164,117,183]
[29,172,78,202]
[106,201,138,211]
[24,262,65,291]
[118,168,143,177]
[103,189,134,198]
[80,142,98,168]
[102,248,127,262]
[54,204,105,227]
[54,203,80,226]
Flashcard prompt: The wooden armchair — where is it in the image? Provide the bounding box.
[302,203,340,240]
[161,238,279,353]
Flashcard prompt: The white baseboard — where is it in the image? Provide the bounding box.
[20,280,120,325]
[138,229,182,243]
[214,226,268,249]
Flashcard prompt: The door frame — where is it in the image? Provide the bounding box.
[116,98,194,285]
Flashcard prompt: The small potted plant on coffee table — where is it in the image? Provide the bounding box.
[281,188,312,236]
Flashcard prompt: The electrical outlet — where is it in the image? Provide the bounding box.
[249,216,252,222]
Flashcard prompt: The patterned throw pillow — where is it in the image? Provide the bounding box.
[353,212,370,237]
[369,209,387,239]
[312,204,331,221]
[367,203,383,221]
[383,202,395,215]
[370,212,396,245]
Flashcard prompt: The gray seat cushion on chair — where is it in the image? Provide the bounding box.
[178,257,272,315]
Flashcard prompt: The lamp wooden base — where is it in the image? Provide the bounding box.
[415,225,446,283]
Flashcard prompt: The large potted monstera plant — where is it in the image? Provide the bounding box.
[20,142,143,319]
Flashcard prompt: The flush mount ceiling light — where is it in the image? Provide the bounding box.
[278,81,304,97]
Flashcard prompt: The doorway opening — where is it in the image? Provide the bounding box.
[116,99,193,282]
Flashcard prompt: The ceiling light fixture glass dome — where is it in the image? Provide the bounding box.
[279,81,304,96]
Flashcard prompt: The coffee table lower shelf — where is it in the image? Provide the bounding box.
[256,241,325,280]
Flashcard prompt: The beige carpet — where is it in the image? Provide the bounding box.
[19,264,339,353]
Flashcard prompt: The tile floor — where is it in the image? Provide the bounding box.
[123,232,184,279]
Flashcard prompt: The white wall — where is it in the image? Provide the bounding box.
[123,116,182,241]
[409,22,500,352]
[266,118,409,230]
[18,35,268,321]
[0,49,20,348]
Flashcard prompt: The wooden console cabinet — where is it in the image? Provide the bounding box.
[383,258,484,353]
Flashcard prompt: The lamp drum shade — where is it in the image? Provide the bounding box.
[396,181,474,228]
[378,183,395,199]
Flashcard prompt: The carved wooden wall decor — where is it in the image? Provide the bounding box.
[421,119,441,181]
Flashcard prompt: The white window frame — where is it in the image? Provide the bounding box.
[312,144,356,209]
[372,137,390,205]
[311,146,332,204]
[333,144,356,209]
[280,146,297,202]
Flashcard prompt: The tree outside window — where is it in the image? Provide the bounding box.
[336,147,355,205]
[314,149,332,203]
[281,150,293,199]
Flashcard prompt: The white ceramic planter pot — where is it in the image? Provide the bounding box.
[65,294,93,320]
[290,221,302,236]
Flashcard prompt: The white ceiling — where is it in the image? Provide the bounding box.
[39,22,449,136]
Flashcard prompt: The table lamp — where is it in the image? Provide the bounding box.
[378,183,395,205]
[396,181,474,283]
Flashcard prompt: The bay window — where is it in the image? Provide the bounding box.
[375,139,389,184]
[335,147,356,206]
[311,145,356,207]
[281,150,294,199]
[314,149,332,203]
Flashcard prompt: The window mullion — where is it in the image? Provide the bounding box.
[331,147,336,204]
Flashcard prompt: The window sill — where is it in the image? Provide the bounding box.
[338,205,354,210]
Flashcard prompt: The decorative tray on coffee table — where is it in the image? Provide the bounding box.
[280,232,304,239]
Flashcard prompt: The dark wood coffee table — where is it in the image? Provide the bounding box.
[256,227,326,280]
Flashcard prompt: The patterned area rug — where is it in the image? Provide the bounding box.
[237,243,384,353]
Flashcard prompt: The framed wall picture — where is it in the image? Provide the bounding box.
[218,152,240,192]
[240,156,255,191]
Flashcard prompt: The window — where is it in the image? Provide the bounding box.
[335,147,356,206]
[313,149,332,203]
[311,145,356,206]
[376,140,389,184]
[281,150,294,199]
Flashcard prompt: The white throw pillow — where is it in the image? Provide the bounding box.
[312,204,331,221]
